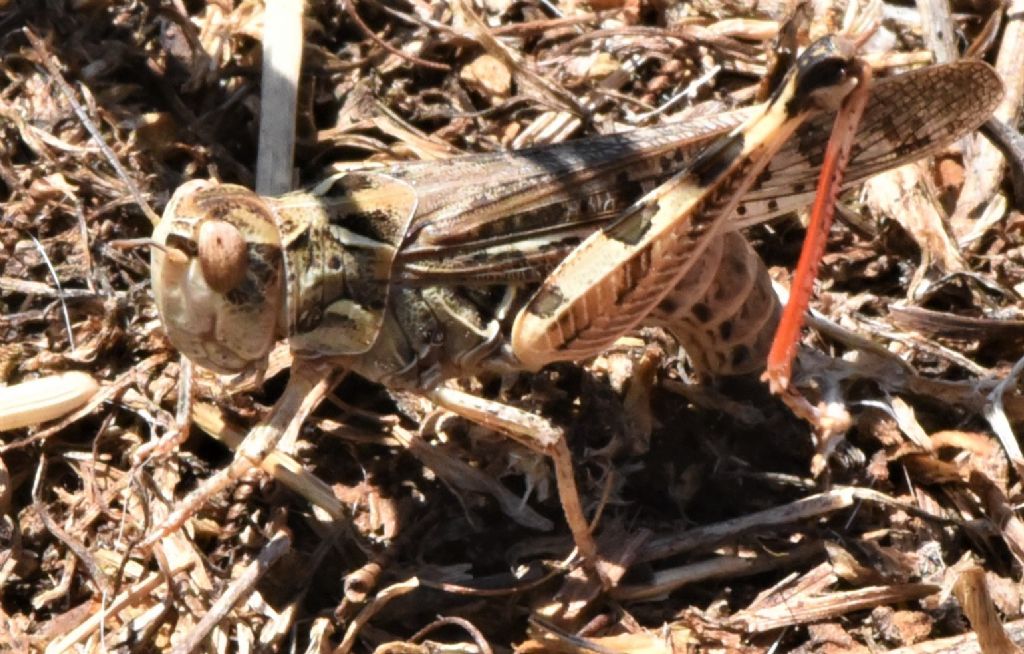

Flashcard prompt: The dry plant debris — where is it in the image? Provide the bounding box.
[2,0,1024,652]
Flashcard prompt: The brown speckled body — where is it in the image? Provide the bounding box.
[151,55,1002,389]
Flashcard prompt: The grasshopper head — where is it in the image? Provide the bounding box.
[151,180,285,374]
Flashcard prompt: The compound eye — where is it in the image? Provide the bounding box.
[197,219,249,293]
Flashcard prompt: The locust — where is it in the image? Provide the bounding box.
[143,35,1003,567]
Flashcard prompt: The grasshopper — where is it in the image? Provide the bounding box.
[144,36,1002,565]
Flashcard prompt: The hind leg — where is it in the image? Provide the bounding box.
[648,230,780,377]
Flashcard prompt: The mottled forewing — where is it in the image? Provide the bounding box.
[734,60,1004,227]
